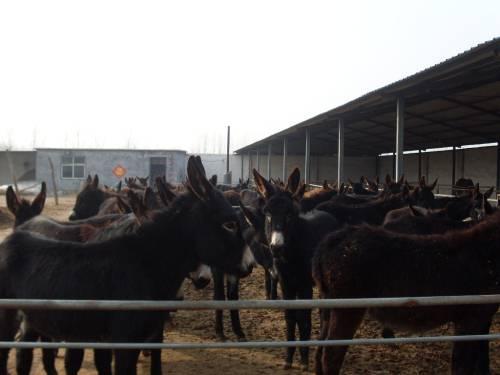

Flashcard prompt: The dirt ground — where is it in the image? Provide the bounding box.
[0,195,498,374]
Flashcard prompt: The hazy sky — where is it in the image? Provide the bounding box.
[1,1,499,153]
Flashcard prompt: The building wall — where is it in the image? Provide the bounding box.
[0,151,36,185]
[36,149,187,193]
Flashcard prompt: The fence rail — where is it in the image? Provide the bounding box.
[0,294,499,311]
[2,334,500,350]
[2,295,499,350]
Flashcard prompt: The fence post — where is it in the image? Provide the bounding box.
[48,157,59,206]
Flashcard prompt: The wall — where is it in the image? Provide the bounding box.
[0,151,36,185]
[36,149,187,193]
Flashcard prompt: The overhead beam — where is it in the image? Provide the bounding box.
[442,97,500,120]
[405,110,494,143]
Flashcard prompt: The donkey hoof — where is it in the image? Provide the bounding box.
[142,349,151,357]
[300,364,309,371]
[216,334,227,342]
[237,335,247,342]
[283,362,292,370]
[382,328,395,339]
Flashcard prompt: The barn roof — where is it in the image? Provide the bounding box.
[235,37,500,156]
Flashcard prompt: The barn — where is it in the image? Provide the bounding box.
[235,38,500,196]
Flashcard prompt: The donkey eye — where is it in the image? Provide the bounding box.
[222,221,238,233]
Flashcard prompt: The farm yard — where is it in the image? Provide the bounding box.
[0,195,499,374]
[1,7,500,374]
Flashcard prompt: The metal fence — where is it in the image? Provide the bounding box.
[2,295,500,350]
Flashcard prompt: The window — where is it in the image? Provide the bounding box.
[61,155,86,179]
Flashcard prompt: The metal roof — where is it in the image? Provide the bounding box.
[235,37,500,156]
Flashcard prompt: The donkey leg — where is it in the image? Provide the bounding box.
[64,349,84,375]
[94,349,113,375]
[452,310,495,375]
[297,286,313,371]
[15,323,38,375]
[315,308,330,375]
[149,328,164,375]
[227,275,246,341]
[321,308,364,375]
[475,313,494,375]
[0,310,18,375]
[114,349,140,375]
[40,335,57,375]
[212,269,226,341]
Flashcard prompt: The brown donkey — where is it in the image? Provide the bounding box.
[312,212,500,374]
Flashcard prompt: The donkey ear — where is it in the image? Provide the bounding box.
[186,156,213,202]
[92,175,99,189]
[323,180,329,189]
[398,174,405,184]
[419,176,426,188]
[209,174,217,186]
[143,187,157,210]
[293,182,306,201]
[127,190,148,223]
[6,186,20,215]
[156,176,177,206]
[285,168,301,194]
[430,178,438,190]
[385,174,392,185]
[473,183,480,198]
[484,186,494,199]
[401,184,410,199]
[253,169,274,199]
[31,181,47,215]
[115,196,131,214]
[348,178,354,185]
[117,180,122,192]
[239,203,260,228]
[86,175,92,185]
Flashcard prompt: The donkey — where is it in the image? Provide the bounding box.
[10,187,165,375]
[315,186,410,226]
[69,175,111,220]
[313,212,500,374]
[0,156,255,375]
[253,168,338,370]
[300,181,338,213]
[5,182,46,228]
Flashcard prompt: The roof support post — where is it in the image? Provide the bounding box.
[267,143,272,180]
[337,119,344,184]
[256,148,260,172]
[395,97,405,180]
[452,146,456,190]
[247,151,252,180]
[282,137,288,181]
[418,150,422,179]
[305,128,311,184]
[240,153,244,182]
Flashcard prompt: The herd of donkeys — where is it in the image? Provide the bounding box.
[0,155,498,374]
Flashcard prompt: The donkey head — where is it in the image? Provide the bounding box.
[411,176,438,208]
[6,182,47,227]
[253,167,303,262]
[239,203,275,279]
[69,175,105,220]
[470,184,495,222]
[384,174,406,194]
[185,156,255,277]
